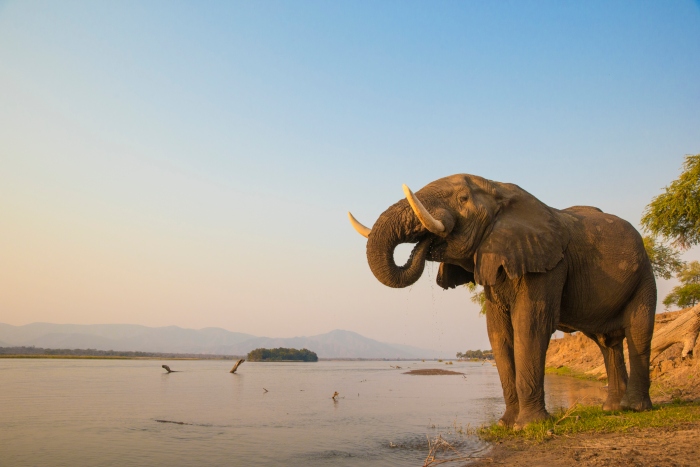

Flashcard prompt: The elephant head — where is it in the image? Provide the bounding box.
[349,174,570,289]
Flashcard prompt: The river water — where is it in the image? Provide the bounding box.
[0,359,605,466]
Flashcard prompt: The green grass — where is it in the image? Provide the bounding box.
[545,365,603,382]
[479,400,700,443]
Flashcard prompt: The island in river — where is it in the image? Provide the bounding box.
[246,347,318,362]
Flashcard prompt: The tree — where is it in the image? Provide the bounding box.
[247,347,318,362]
[465,282,486,315]
[642,154,700,249]
[456,349,494,360]
[663,261,700,309]
[643,236,684,280]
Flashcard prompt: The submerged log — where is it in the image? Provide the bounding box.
[651,304,700,362]
[230,359,245,374]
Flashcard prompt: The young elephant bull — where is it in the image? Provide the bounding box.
[349,174,656,429]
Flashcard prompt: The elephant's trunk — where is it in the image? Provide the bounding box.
[366,200,432,288]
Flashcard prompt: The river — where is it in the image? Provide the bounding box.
[0,359,605,466]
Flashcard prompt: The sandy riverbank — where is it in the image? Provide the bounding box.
[470,422,700,466]
[467,310,700,466]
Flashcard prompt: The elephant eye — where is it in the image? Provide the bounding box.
[459,194,469,203]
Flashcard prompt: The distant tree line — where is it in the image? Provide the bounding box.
[456,349,494,360]
[247,347,318,362]
[0,346,241,359]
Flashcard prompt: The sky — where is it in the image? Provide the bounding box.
[1,1,699,353]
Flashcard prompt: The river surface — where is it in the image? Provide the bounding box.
[0,359,605,466]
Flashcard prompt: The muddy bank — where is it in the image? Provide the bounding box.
[470,422,700,467]
[403,369,464,375]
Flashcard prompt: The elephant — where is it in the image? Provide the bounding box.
[349,174,656,429]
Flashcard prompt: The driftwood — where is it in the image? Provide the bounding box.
[230,359,245,374]
[651,304,700,362]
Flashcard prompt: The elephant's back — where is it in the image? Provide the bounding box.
[561,207,645,259]
[564,205,603,214]
[559,207,652,326]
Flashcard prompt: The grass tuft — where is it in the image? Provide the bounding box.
[544,365,602,382]
[479,400,700,443]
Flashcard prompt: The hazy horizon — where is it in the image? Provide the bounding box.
[2,1,699,352]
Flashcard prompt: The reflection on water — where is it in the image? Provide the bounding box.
[0,360,604,466]
[545,373,606,409]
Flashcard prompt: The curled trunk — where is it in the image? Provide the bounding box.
[366,200,431,288]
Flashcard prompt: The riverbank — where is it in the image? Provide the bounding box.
[465,310,700,466]
[471,420,700,466]
[545,310,700,402]
[0,355,208,360]
[0,346,242,360]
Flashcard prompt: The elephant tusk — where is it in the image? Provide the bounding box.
[348,212,371,238]
[403,184,445,235]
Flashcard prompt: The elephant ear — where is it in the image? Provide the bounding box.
[437,263,475,290]
[474,185,569,286]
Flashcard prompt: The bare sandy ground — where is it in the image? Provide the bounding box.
[469,422,700,466]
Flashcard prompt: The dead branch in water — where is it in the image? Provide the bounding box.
[423,434,492,466]
[230,359,245,373]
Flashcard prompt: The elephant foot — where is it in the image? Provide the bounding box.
[513,409,549,430]
[602,400,623,412]
[497,407,519,428]
[620,394,652,412]
[602,395,624,412]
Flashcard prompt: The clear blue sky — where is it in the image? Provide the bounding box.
[1,1,699,352]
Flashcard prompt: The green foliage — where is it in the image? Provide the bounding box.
[246,347,318,362]
[465,282,486,315]
[642,154,700,249]
[676,259,700,284]
[662,260,700,309]
[643,236,685,280]
[479,401,700,443]
[456,349,494,360]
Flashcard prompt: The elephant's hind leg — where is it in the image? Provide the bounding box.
[621,276,656,412]
[588,331,628,411]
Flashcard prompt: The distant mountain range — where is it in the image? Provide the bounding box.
[0,323,450,359]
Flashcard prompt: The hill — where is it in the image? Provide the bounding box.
[0,323,450,359]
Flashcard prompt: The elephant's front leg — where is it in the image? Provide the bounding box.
[485,300,519,427]
[510,269,565,429]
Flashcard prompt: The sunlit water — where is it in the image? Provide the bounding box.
[0,359,605,466]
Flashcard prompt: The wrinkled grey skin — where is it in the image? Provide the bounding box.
[363,174,656,429]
